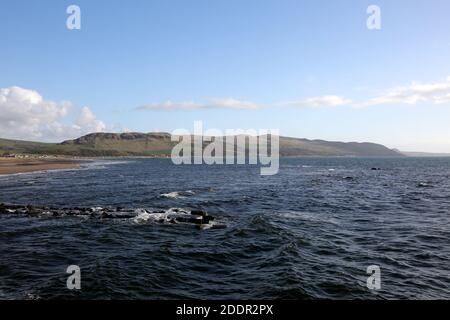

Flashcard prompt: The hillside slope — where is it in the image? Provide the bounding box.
[0,133,402,157]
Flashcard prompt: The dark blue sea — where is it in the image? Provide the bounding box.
[0,157,449,299]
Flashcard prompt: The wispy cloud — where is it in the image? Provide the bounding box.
[209,98,261,110]
[359,76,450,107]
[137,101,203,111]
[280,95,352,108]
[136,76,450,111]
[137,98,262,111]
[136,96,351,111]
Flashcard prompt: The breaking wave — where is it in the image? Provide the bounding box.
[160,190,196,199]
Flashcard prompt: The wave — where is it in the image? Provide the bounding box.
[78,160,132,171]
[0,167,79,179]
[133,208,189,223]
[160,190,196,199]
[132,207,224,229]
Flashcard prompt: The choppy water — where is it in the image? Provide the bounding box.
[0,157,449,299]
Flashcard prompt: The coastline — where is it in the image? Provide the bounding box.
[0,156,87,175]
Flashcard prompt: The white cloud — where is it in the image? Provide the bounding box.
[280,77,450,109]
[137,98,262,111]
[74,106,106,133]
[136,76,450,112]
[0,86,105,142]
[138,101,203,111]
[434,93,450,104]
[209,98,260,109]
[282,95,352,108]
[137,95,353,111]
[361,77,450,107]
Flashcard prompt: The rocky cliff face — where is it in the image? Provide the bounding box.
[61,132,172,145]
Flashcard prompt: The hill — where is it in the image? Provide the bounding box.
[0,133,402,157]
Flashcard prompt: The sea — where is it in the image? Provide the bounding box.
[0,157,449,299]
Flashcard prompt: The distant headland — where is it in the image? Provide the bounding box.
[0,132,402,158]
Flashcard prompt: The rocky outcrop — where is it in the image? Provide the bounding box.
[61,132,172,145]
[0,203,222,229]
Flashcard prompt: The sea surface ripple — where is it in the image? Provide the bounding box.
[0,157,449,299]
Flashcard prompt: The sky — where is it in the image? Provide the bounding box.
[1,0,450,152]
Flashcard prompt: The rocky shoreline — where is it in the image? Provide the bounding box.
[0,203,222,229]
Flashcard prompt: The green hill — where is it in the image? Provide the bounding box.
[0,133,402,157]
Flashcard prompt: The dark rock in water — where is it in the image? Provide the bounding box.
[52,211,61,217]
[26,205,42,215]
[175,213,215,225]
[117,214,136,219]
[211,224,227,230]
[0,203,222,230]
[0,203,24,215]
[417,182,432,188]
[202,216,215,224]
[371,167,382,171]
[191,209,208,217]
[175,216,203,225]
[101,212,113,219]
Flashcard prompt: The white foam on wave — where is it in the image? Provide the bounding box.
[79,160,131,171]
[132,208,190,223]
[132,209,152,223]
[160,190,195,199]
[26,293,41,300]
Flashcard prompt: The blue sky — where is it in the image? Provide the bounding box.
[1,0,450,152]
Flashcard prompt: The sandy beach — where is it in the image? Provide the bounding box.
[0,157,82,175]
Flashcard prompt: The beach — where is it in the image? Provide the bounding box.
[0,157,82,175]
